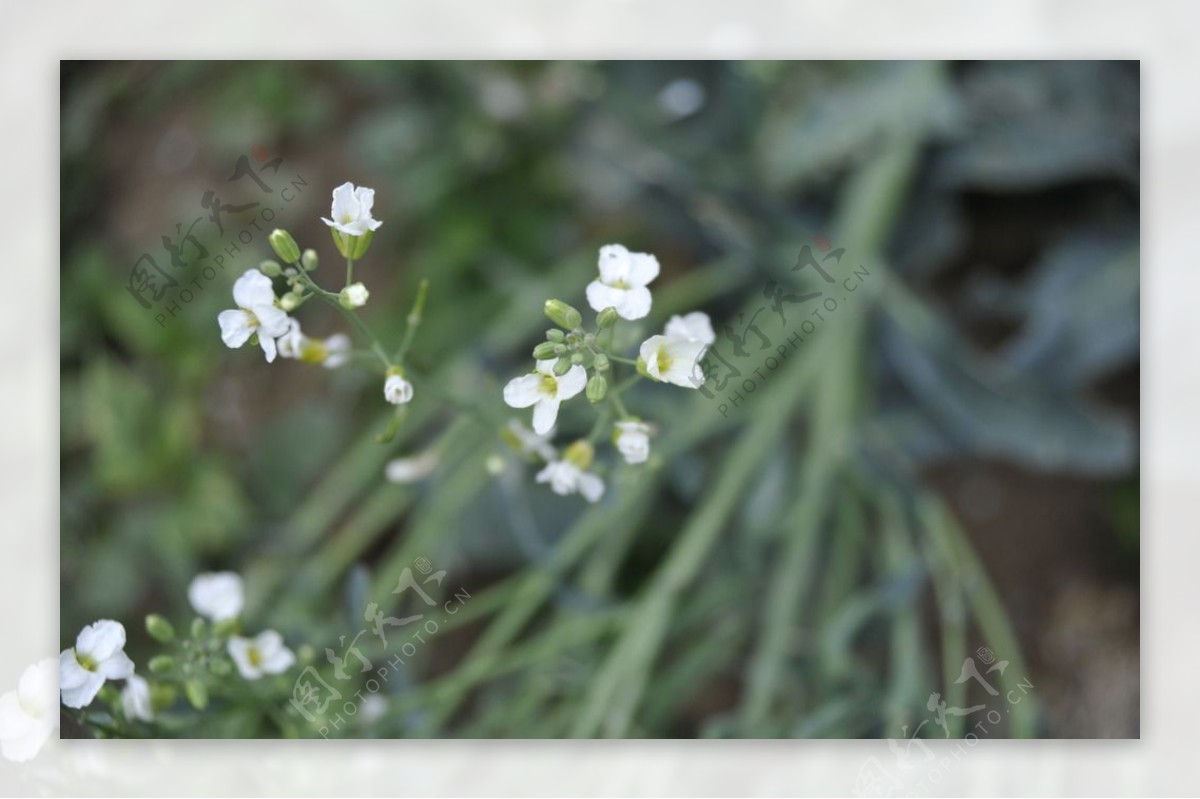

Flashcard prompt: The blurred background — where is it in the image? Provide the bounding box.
[60,61,1139,739]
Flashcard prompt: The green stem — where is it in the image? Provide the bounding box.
[394,278,430,363]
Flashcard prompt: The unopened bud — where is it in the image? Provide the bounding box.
[339,282,370,309]
[544,299,582,330]
[301,248,319,271]
[533,341,560,360]
[190,618,206,640]
[597,307,618,328]
[259,259,281,277]
[268,229,301,264]
[148,655,175,674]
[553,357,572,376]
[145,614,175,644]
[546,329,565,343]
[586,375,607,403]
[593,353,610,372]
[184,680,208,711]
[280,292,300,312]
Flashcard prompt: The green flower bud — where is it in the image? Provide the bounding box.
[259,259,282,278]
[213,618,240,637]
[571,352,584,365]
[544,299,582,330]
[145,614,175,644]
[563,440,594,470]
[586,375,607,403]
[184,680,208,711]
[150,683,177,712]
[301,248,319,271]
[553,357,572,376]
[208,659,232,676]
[546,329,565,343]
[268,229,302,264]
[533,341,560,360]
[280,292,301,312]
[593,353,610,372]
[148,655,175,674]
[597,307,619,328]
[190,617,206,640]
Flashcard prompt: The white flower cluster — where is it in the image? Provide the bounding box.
[500,244,713,502]
[217,182,415,406]
[187,571,295,680]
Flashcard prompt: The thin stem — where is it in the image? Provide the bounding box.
[394,278,430,363]
[345,256,354,286]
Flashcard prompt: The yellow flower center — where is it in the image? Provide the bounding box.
[299,339,329,364]
[656,345,674,377]
[539,374,559,396]
[247,647,262,667]
[76,652,97,672]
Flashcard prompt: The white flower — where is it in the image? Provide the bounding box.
[639,333,708,388]
[188,571,244,622]
[614,420,652,464]
[0,658,58,762]
[321,182,383,236]
[59,620,135,709]
[384,374,414,405]
[217,269,291,363]
[340,282,370,308]
[120,674,153,723]
[585,244,660,320]
[503,360,588,435]
[278,322,352,369]
[536,460,605,502]
[228,631,295,680]
[664,311,716,345]
[385,450,439,484]
[359,693,388,724]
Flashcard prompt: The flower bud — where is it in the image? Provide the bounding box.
[148,655,175,674]
[533,341,560,360]
[546,329,565,343]
[190,618,206,640]
[553,357,573,376]
[208,659,232,676]
[145,614,175,644]
[597,307,619,328]
[301,248,319,271]
[259,259,282,277]
[184,680,208,711]
[268,229,302,264]
[339,282,370,309]
[593,353,610,372]
[280,292,301,312]
[544,299,582,330]
[586,375,607,403]
[571,352,584,365]
[150,684,177,712]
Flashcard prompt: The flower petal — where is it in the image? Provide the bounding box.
[188,572,244,622]
[586,280,627,314]
[330,182,360,223]
[227,637,261,680]
[577,473,606,503]
[232,269,275,310]
[254,304,291,338]
[531,399,560,435]
[94,651,134,680]
[597,244,631,284]
[626,252,660,287]
[76,620,126,662]
[664,338,708,388]
[555,365,588,400]
[260,332,278,363]
[354,187,375,216]
[639,335,668,381]
[17,659,58,721]
[503,374,544,408]
[218,310,254,349]
[615,286,652,320]
[665,311,715,345]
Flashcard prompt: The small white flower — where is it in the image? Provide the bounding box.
[503,360,588,435]
[278,322,352,369]
[228,630,295,680]
[321,182,383,237]
[614,420,652,464]
[120,674,153,723]
[359,693,388,724]
[585,244,660,320]
[536,460,605,502]
[664,311,716,345]
[384,373,414,405]
[59,620,135,709]
[217,269,291,363]
[340,282,370,308]
[188,572,244,622]
[0,658,58,762]
[639,333,708,388]
[385,450,439,484]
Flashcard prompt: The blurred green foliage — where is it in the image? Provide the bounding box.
[61,61,1138,738]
